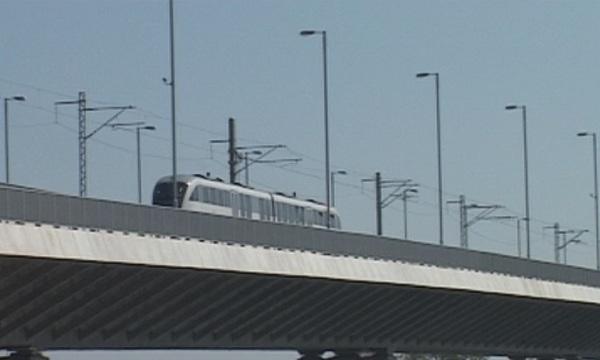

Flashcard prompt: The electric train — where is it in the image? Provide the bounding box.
[152,174,341,229]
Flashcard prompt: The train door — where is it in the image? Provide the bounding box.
[230,191,240,218]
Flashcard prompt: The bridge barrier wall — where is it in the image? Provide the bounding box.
[1,184,600,287]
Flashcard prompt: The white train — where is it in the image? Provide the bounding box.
[152,174,341,229]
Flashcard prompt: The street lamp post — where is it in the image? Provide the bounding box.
[330,170,347,207]
[111,122,156,204]
[401,188,418,239]
[168,0,177,208]
[416,72,443,245]
[505,104,531,259]
[3,96,26,184]
[577,131,599,270]
[300,29,332,229]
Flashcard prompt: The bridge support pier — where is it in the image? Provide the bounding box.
[298,350,325,360]
[508,356,525,360]
[298,349,389,360]
[0,348,48,360]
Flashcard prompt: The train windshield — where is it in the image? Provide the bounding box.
[152,181,188,208]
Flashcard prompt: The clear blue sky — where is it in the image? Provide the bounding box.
[2,1,600,356]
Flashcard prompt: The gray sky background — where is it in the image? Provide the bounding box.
[2,1,600,357]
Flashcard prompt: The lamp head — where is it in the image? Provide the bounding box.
[336,170,347,175]
[300,30,317,36]
[505,105,519,110]
[577,132,590,137]
[143,126,156,131]
[12,96,26,101]
[416,73,430,78]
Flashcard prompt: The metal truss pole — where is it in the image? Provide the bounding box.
[56,92,134,197]
[376,171,382,235]
[228,117,237,183]
[78,91,86,197]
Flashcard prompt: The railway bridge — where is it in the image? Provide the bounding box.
[0,185,599,360]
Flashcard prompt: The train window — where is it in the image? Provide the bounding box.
[222,191,231,207]
[152,182,188,208]
[317,211,324,226]
[230,192,239,216]
[253,197,260,215]
[278,203,284,222]
[258,199,264,219]
[280,204,286,222]
[305,209,313,225]
[189,186,201,201]
[246,195,252,217]
[215,190,222,205]
[285,204,291,223]
[275,202,282,222]
[264,200,269,220]
[264,199,270,219]
[259,198,269,220]
[241,195,245,215]
[335,215,341,228]
[265,199,272,220]
[239,195,250,218]
[222,190,229,206]
[216,189,230,206]
[249,196,253,216]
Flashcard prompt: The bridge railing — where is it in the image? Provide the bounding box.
[1,183,600,287]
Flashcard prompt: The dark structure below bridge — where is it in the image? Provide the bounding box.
[0,254,598,358]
